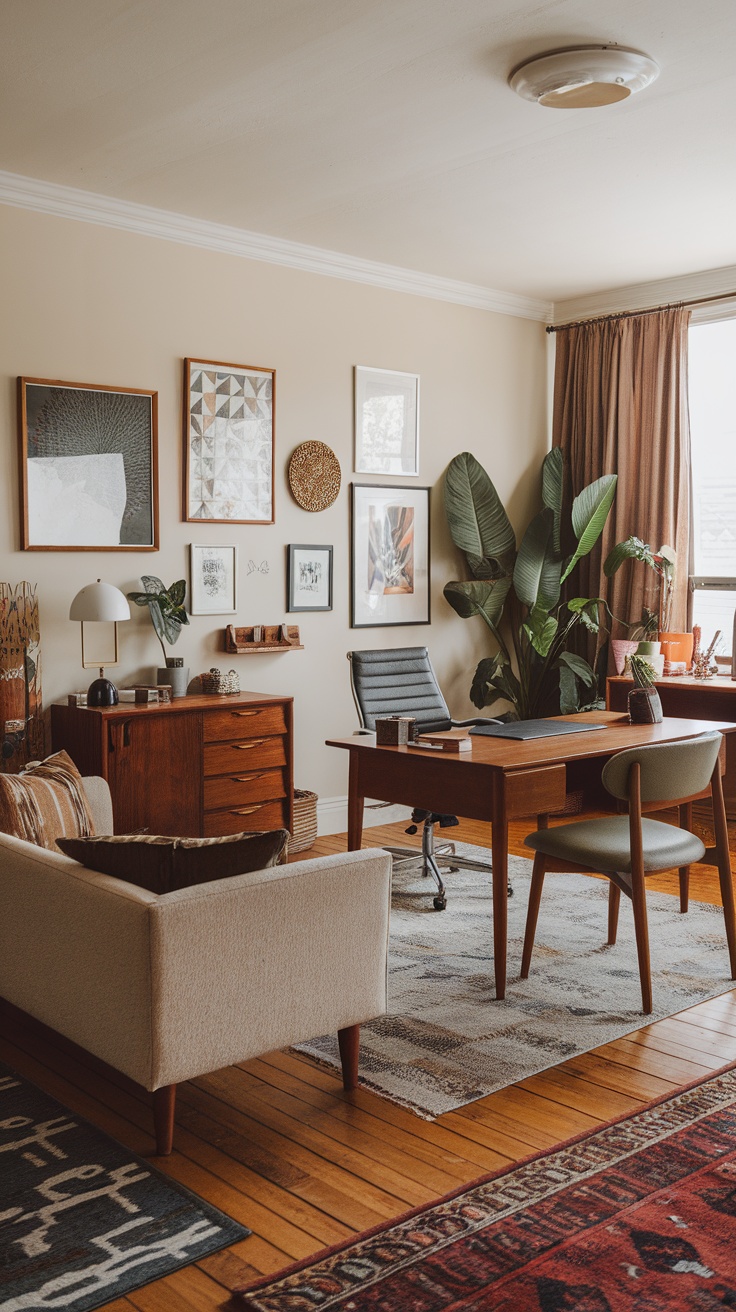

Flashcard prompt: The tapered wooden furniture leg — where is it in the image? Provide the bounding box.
[152,1084,176,1155]
[338,1023,360,1090]
[607,882,621,945]
[520,853,546,979]
[711,765,736,978]
[347,753,364,852]
[678,802,692,912]
[491,785,509,1000]
[628,763,652,1014]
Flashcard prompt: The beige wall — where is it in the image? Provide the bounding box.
[0,203,548,806]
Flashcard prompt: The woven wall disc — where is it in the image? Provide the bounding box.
[288,441,341,512]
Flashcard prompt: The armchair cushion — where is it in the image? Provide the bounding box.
[57,828,290,894]
[0,750,96,850]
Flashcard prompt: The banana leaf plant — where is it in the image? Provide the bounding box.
[127,576,189,665]
[443,450,617,719]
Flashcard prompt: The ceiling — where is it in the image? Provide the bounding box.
[2,0,736,305]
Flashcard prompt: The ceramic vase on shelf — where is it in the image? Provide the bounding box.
[659,632,694,670]
[633,640,664,678]
[611,639,638,675]
[157,657,189,698]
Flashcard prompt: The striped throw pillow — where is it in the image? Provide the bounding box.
[0,750,96,850]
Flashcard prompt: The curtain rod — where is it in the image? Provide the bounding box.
[546,288,736,333]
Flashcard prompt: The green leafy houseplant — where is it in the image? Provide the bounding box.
[603,536,677,632]
[443,449,617,719]
[127,576,189,666]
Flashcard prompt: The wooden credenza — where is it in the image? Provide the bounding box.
[607,674,736,815]
[51,692,293,838]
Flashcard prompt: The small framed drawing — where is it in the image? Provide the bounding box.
[287,544,333,612]
[354,366,419,476]
[351,484,430,628]
[18,377,158,550]
[183,358,275,524]
[189,544,238,614]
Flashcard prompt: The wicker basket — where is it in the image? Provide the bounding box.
[290,788,318,853]
[200,667,241,694]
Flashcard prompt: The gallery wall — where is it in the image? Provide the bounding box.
[0,202,548,821]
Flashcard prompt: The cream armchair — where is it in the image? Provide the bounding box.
[0,778,391,1154]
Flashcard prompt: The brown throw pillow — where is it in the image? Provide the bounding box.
[0,750,96,851]
[56,829,290,894]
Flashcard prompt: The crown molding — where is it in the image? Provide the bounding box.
[553,264,736,326]
[0,169,552,322]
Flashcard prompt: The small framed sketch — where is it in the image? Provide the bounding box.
[287,544,333,612]
[18,377,158,550]
[189,544,238,614]
[351,484,430,628]
[183,358,275,524]
[354,366,419,476]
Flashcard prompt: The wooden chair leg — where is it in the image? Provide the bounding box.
[607,882,621,945]
[630,869,653,1014]
[678,803,692,913]
[152,1084,176,1155]
[520,853,546,979]
[712,767,736,979]
[338,1023,360,1091]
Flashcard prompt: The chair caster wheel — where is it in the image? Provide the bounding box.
[433,895,447,911]
[507,884,513,897]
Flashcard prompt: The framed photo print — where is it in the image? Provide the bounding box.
[183,358,275,524]
[19,377,158,550]
[351,484,430,628]
[354,366,419,476]
[190,544,238,614]
[287,544,333,612]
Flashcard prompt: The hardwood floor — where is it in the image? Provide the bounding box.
[4,810,736,1310]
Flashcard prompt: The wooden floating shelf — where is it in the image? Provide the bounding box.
[225,624,303,654]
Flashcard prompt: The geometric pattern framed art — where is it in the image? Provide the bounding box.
[183,359,275,523]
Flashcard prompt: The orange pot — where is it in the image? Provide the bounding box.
[659,631,694,670]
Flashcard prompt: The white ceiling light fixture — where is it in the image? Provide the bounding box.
[509,45,659,109]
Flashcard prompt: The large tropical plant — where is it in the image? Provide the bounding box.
[443,450,617,719]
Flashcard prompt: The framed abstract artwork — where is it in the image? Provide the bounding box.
[287,544,333,612]
[350,483,430,627]
[354,366,419,476]
[189,544,238,615]
[183,358,275,524]
[18,377,158,550]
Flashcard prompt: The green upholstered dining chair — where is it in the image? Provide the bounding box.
[520,731,736,1014]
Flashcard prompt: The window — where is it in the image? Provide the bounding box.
[688,318,736,659]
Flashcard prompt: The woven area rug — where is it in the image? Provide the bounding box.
[0,1061,248,1312]
[297,844,736,1117]
[237,1062,736,1311]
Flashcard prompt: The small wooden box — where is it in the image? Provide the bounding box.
[375,715,416,746]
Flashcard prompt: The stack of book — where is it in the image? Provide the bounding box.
[415,729,472,752]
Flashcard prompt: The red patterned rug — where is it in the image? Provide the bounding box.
[236,1063,736,1311]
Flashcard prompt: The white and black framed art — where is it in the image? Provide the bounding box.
[287,544,333,612]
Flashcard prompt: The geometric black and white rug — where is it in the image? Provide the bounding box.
[0,1061,248,1311]
[298,845,736,1119]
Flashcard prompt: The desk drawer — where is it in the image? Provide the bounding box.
[204,767,286,811]
[203,798,289,836]
[203,704,287,743]
[203,736,287,777]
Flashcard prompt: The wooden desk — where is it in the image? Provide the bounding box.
[328,711,736,1003]
[607,675,736,815]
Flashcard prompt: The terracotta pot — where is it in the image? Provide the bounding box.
[659,631,694,670]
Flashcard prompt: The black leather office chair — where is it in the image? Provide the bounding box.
[348,646,504,910]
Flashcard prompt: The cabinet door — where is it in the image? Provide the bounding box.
[105,713,202,836]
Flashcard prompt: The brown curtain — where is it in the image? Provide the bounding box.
[552,307,691,648]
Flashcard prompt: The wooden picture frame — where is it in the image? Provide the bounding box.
[354,366,420,476]
[18,377,158,551]
[287,544,333,612]
[189,544,238,615]
[350,483,430,628]
[183,358,275,524]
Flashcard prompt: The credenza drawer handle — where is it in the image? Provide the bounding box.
[230,805,263,816]
[233,773,267,782]
[232,710,261,717]
[230,739,265,750]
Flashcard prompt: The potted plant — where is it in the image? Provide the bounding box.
[127,576,190,697]
[627,653,663,723]
[603,537,691,668]
[443,448,617,719]
[611,606,659,675]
